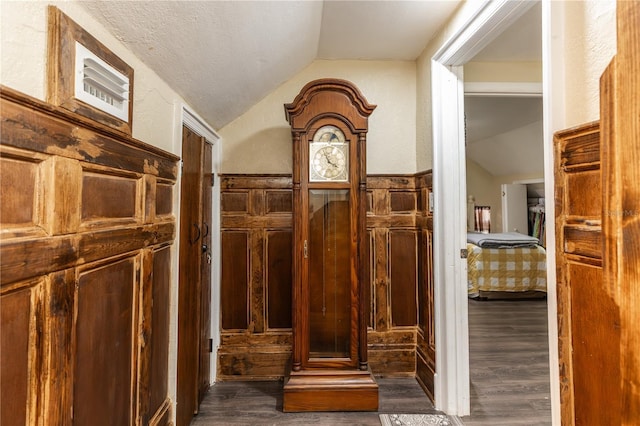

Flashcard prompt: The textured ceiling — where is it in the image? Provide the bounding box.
[80,0,543,177]
[80,1,461,129]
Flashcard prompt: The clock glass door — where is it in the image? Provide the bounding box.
[308,189,351,359]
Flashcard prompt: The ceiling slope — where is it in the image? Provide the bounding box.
[80,0,461,129]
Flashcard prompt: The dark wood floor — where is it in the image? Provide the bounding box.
[191,377,440,425]
[191,299,551,425]
[463,298,552,425]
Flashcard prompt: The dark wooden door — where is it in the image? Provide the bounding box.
[177,126,212,426]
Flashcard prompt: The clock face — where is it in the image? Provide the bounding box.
[310,126,349,182]
[312,145,348,180]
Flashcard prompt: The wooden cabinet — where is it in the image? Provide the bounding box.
[283,79,378,411]
[0,86,178,425]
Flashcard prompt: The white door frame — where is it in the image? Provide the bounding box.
[430,0,542,416]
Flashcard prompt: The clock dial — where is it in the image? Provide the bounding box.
[310,125,348,182]
[312,145,347,180]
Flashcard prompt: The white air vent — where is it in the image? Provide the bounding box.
[75,42,129,122]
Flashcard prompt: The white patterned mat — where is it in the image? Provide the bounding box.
[379,414,464,426]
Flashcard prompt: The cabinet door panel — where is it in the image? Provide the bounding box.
[1,286,35,426]
[267,230,292,329]
[390,230,418,327]
[220,231,249,330]
[75,258,136,426]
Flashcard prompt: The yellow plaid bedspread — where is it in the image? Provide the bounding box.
[467,243,547,295]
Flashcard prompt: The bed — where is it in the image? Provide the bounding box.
[467,232,547,299]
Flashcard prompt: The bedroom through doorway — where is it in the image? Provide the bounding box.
[460,2,552,423]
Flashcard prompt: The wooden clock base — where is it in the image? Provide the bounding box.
[282,368,379,412]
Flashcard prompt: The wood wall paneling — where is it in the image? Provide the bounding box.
[218,176,293,379]
[218,173,434,390]
[266,230,292,329]
[137,246,172,425]
[0,281,43,426]
[0,154,39,230]
[0,86,178,425]
[601,4,640,419]
[221,231,250,330]
[554,121,624,424]
[265,190,293,215]
[390,230,418,327]
[568,262,620,425]
[81,171,139,224]
[74,258,137,426]
[156,181,174,217]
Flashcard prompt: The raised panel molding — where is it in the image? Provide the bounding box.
[0,85,178,425]
[218,172,434,383]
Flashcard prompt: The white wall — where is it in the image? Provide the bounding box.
[465,159,498,230]
[465,61,542,82]
[219,59,418,175]
[0,1,184,154]
[415,0,480,172]
[563,0,616,127]
[466,158,544,234]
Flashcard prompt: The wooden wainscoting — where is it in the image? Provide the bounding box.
[218,173,434,387]
[0,86,177,426]
[218,175,294,379]
[414,173,436,400]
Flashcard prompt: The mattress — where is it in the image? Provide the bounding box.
[467,243,547,296]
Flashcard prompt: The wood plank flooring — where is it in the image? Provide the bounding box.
[191,377,440,425]
[463,298,552,425]
[191,299,551,425]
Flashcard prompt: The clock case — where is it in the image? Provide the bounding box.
[283,79,378,412]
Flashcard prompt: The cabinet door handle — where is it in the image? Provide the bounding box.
[304,240,308,258]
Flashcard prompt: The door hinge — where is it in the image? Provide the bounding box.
[208,338,213,353]
[460,248,468,259]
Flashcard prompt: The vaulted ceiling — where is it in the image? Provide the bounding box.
[80,1,543,177]
[80,1,461,129]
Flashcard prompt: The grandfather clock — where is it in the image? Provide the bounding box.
[283,79,378,412]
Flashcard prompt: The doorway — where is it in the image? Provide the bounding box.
[430,0,560,418]
[176,111,221,426]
